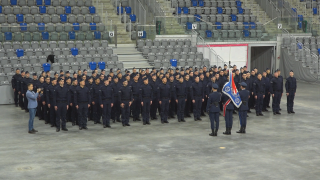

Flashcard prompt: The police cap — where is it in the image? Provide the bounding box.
[240,82,247,87]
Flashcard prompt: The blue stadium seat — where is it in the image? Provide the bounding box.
[16,49,24,57]
[183,7,189,14]
[318,48,320,55]
[69,31,76,40]
[215,22,222,30]
[16,14,24,23]
[199,0,204,7]
[186,22,192,30]
[298,15,303,22]
[117,6,123,14]
[45,0,51,5]
[192,0,197,7]
[125,6,131,14]
[177,7,182,15]
[231,14,237,21]
[73,23,80,31]
[98,62,105,70]
[20,23,27,31]
[243,22,249,29]
[94,31,101,39]
[89,6,96,14]
[238,7,243,14]
[313,8,317,15]
[236,1,242,7]
[42,32,49,40]
[298,22,302,29]
[65,6,72,14]
[36,0,43,6]
[0,6,2,13]
[89,61,96,70]
[130,14,136,23]
[243,30,250,37]
[38,23,45,31]
[217,7,223,14]
[250,22,256,29]
[39,6,46,14]
[43,63,51,72]
[90,23,96,31]
[194,14,201,21]
[5,32,12,41]
[11,0,17,5]
[60,14,67,22]
[206,30,212,38]
[71,47,78,56]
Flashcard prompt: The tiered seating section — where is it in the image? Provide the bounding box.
[0,40,123,84]
[0,0,112,41]
[137,38,210,68]
[173,0,264,40]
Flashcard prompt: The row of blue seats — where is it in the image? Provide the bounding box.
[177,6,245,14]
[42,61,110,72]
[176,0,242,7]
[186,22,259,30]
[2,0,70,6]
[204,30,260,38]
[3,22,103,31]
[0,6,96,14]
[2,31,105,41]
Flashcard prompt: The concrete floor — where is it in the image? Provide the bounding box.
[1,81,319,180]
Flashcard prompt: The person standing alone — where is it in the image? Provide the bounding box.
[26,83,41,134]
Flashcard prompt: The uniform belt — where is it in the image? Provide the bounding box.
[57,100,67,103]
[103,98,111,100]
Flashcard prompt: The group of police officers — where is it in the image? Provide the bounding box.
[11,64,297,136]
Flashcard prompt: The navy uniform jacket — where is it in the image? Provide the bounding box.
[217,77,226,92]
[168,81,176,98]
[91,83,102,102]
[175,81,187,100]
[21,77,32,93]
[139,83,153,101]
[240,78,251,91]
[206,81,217,96]
[157,83,171,99]
[69,85,78,104]
[191,81,204,100]
[149,79,158,99]
[131,81,141,96]
[31,79,39,92]
[16,75,23,92]
[34,81,44,92]
[99,84,114,104]
[246,77,253,93]
[239,89,250,111]
[267,73,273,81]
[53,85,70,106]
[42,82,51,103]
[285,77,297,93]
[11,73,21,90]
[111,82,122,98]
[74,86,91,106]
[253,79,266,96]
[270,77,283,94]
[46,84,57,105]
[234,74,241,90]
[119,85,133,102]
[184,79,192,95]
[222,94,234,110]
[262,77,270,93]
[206,91,221,112]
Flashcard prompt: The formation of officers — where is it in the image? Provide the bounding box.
[10,64,297,136]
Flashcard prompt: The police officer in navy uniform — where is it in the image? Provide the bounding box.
[46,78,57,127]
[158,77,171,124]
[262,71,270,112]
[131,74,142,121]
[119,80,133,126]
[184,74,192,117]
[91,78,102,124]
[168,75,176,118]
[74,79,91,130]
[53,78,70,132]
[35,76,45,120]
[191,76,204,121]
[237,82,250,134]
[11,68,21,107]
[99,79,114,128]
[70,79,78,126]
[206,84,221,136]
[42,76,51,124]
[222,93,234,135]
[139,77,153,125]
[149,74,159,120]
[270,71,283,115]
[277,69,284,111]
[111,76,122,123]
[253,73,265,116]
[285,70,297,114]
[175,76,187,122]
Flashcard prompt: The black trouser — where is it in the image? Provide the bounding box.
[193,97,202,119]
[23,93,28,111]
[169,95,176,117]
[142,99,151,123]
[287,91,295,112]
[239,110,247,127]
[14,90,18,105]
[160,98,169,122]
[201,96,208,114]
[272,92,281,112]
[66,103,72,122]
[37,98,43,119]
[55,102,67,129]
[71,105,78,124]
[121,101,130,125]
[78,103,88,128]
[150,97,158,118]
[255,93,264,114]
[209,112,219,130]
[225,109,233,129]
[43,103,49,123]
[177,97,186,120]
[249,92,255,108]
[184,93,192,116]
[132,95,141,119]
[92,99,101,123]
[102,100,112,126]
[263,92,270,110]
[49,102,56,126]
[111,97,120,121]
[19,93,24,108]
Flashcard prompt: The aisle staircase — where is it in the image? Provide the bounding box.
[97,0,135,44]
[114,44,152,69]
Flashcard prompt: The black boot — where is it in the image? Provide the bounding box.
[229,128,232,135]
[243,126,246,133]
[209,129,214,136]
[214,129,218,136]
[236,127,243,133]
[223,128,230,135]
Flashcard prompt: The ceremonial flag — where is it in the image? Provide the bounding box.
[222,68,242,116]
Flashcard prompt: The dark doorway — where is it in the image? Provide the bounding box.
[251,46,273,72]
